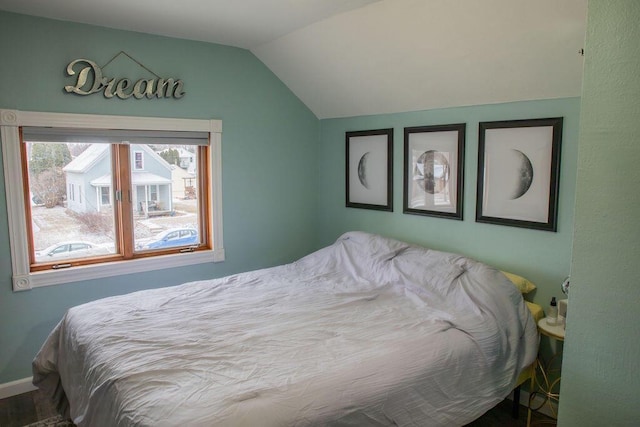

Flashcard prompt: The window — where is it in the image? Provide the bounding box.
[149,184,158,202]
[134,151,144,170]
[100,186,111,206]
[1,110,224,291]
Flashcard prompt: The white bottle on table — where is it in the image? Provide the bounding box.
[547,296,558,325]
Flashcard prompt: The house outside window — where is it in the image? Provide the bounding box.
[1,110,224,291]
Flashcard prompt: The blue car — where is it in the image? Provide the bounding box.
[138,228,198,250]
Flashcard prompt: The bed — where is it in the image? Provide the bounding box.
[33,231,539,426]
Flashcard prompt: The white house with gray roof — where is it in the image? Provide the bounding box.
[160,147,196,173]
[63,144,173,216]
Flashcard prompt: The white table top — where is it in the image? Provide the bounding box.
[538,317,565,341]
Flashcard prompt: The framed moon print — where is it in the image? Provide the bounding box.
[476,117,563,231]
[403,123,465,219]
[346,128,393,211]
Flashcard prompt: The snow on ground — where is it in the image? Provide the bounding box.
[30,199,199,251]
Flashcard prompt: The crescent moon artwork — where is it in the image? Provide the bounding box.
[414,150,450,194]
[510,149,534,199]
[357,151,370,189]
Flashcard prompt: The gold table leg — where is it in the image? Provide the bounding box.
[527,352,562,426]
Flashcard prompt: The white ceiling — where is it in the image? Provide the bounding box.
[0,0,587,119]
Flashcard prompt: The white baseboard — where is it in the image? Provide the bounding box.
[0,377,37,400]
[509,388,558,419]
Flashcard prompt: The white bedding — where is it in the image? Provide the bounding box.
[33,231,538,426]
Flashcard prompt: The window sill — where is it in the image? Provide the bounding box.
[13,248,225,291]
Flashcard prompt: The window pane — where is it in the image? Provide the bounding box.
[100,186,111,205]
[132,144,202,251]
[134,151,144,170]
[26,142,117,262]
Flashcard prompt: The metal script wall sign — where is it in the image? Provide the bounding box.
[64,51,185,99]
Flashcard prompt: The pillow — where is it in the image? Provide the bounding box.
[501,271,537,294]
[525,301,544,322]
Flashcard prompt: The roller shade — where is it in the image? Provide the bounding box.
[22,127,209,146]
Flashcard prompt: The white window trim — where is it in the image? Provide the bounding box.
[1,109,225,292]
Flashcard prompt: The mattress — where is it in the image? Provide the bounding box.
[32,231,538,426]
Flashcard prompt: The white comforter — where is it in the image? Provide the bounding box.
[33,231,538,426]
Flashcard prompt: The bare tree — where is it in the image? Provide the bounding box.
[31,167,66,208]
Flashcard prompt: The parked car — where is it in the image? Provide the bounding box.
[35,241,110,261]
[137,228,199,250]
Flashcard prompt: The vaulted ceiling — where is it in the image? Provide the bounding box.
[0,0,587,119]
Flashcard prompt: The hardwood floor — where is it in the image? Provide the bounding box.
[0,389,58,427]
[0,390,552,426]
[465,399,552,427]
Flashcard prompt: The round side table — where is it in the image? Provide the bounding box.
[527,317,565,426]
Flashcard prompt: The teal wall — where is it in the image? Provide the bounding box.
[559,1,640,425]
[318,98,580,311]
[0,12,319,383]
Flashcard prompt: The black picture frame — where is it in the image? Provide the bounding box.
[346,128,393,211]
[476,117,563,231]
[403,123,465,220]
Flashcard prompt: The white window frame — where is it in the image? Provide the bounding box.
[1,109,225,292]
